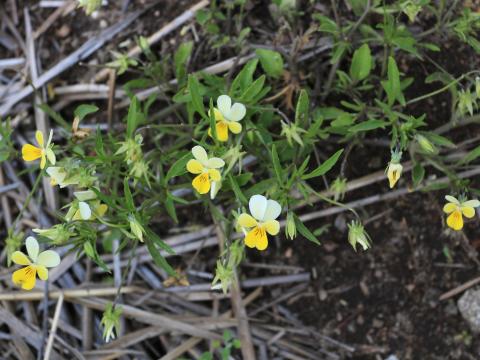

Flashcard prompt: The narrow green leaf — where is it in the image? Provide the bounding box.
[459,145,480,165]
[295,89,309,124]
[294,214,321,245]
[165,152,190,183]
[271,144,284,185]
[302,149,344,180]
[349,44,372,81]
[188,75,206,119]
[74,104,99,121]
[126,97,138,138]
[255,49,284,78]
[349,120,387,132]
[144,235,175,276]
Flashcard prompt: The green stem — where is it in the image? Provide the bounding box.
[12,169,44,232]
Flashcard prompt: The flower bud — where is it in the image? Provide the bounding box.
[415,134,437,154]
[347,220,371,251]
[33,224,73,245]
[330,177,348,201]
[101,303,122,342]
[285,211,297,240]
[129,215,144,242]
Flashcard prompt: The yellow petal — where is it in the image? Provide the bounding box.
[37,265,48,281]
[192,173,210,194]
[227,121,242,134]
[215,122,229,142]
[244,226,268,251]
[12,266,37,290]
[447,210,463,231]
[96,204,108,218]
[443,203,457,214]
[212,107,225,122]
[208,169,221,182]
[263,220,280,236]
[461,206,476,218]
[35,130,44,147]
[187,159,204,174]
[238,213,257,228]
[22,144,42,161]
[11,251,31,266]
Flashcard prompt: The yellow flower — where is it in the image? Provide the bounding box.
[22,130,56,169]
[443,195,479,231]
[11,237,60,290]
[186,145,225,195]
[208,95,246,142]
[237,195,281,251]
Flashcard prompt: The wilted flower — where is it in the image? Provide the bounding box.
[116,134,143,165]
[281,121,306,147]
[211,260,234,294]
[209,95,246,142]
[22,130,56,169]
[386,149,403,189]
[11,237,61,290]
[331,177,348,201]
[101,303,122,342]
[347,220,371,251]
[237,195,281,251]
[186,145,224,194]
[65,190,108,221]
[443,195,480,231]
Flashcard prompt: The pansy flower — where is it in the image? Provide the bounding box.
[186,145,224,194]
[208,95,246,142]
[46,167,68,187]
[22,130,56,169]
[66,190,108,221]
[11,237,60,290]
[237,195,281,251]
[443,195,480,230]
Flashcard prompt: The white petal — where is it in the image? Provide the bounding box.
[262,199,282,221]
[192,145,208,164]
[228,103,246,122]
[46,148,56,165]
[74,190,96,201]
[37,250,60,268]
[79,202,92,220]
[249,195,267,221]
[217,95,231,116]
[445,195,459,204]
[47,129,54,146]
[462,199,480,208]
[26,236,39,262]
[206,157,225,169]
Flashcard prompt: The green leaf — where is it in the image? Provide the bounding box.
[302,149,344,180]
[188,75,207,119]
[381,57,405,106]
[165,152,190,183]
[295,89,309,124]
[38,103,70,129]
[412,162,425,187]
[228,174,247,205]
[349,120,387,132]
[255,49,284,78]
[294,213,321,245]
[349,44,372,81]
[126,97,139,137]
[123,178,135,211]
[271,144,284,185]
[458,145,480,165]
[230,59,258,96]
[240,75,265,102]
[144,235,175,276]
[174,41,194,82]
[165,194,178,223]
[74,104,99,121]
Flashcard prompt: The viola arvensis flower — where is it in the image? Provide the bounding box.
[237,195,281,251]
[386,149,402,189]
[443,195,480,231]
[11,237,60,290]
[66,190,108,221]
[208,95,246,142]
[22,130,56,169]
[186,145,224,195]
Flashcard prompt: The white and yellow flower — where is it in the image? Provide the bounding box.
[208,95,246,142]
[237,195,281,251]
[186,145,225,195]
[443,195,480,231]
[22,130,56,169]
[66,190,108,221]
[11,237,60,290]
[46,166,67,187]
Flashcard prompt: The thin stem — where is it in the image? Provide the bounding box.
[12,168,44,232]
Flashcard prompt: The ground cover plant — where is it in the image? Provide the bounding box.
[0,0,480,358]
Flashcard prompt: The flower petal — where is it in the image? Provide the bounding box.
[74,190,96,201]
[187,159,204,174]
[37,265,49,280]
[192,145,208,163]
[217,95,231,116]
[262,199,282,221]
[192,173,210,194]
[37,250,61,268]
[264,220,280,235]
[12,266,37,290]
[40,154,47,169]
[228,121,242,134]
[249,195,267,221]
[229,103,246,122]
[96,204,108,218]
[211,108,225,122]
[22,144,42,161]
[445,195,459,204]
[11,251,31,266]
[47,129,54,146]
[208,169,221,182]
[79,202,92,220]
[238,213,257,228]
[215,121,229,142]
[447,210,463,231]
[462,199,480,208]
[244,226,267,249]
[46,148,56,165]
[443,203,457,214]
[26,237,39,262]
[461,206,476,218]
[206,157,225,169]
[35,130,44,147]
